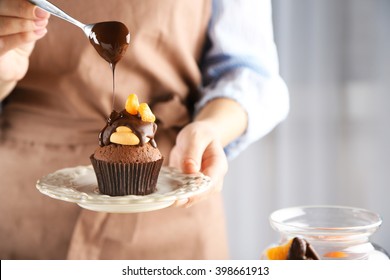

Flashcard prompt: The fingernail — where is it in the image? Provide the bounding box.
[34,7,50,18]
[183,159,199,174]
[175,198,189,207]
[35,19,48,27]
[34,28,48,36]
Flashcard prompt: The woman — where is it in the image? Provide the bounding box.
[0,0,288,259]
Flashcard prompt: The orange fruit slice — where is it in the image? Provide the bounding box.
[125,94,139,115]
[323,251,348,258]
[139,103,156,122]
[266,239,293,260]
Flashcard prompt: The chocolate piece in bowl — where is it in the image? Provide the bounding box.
[264,237,320,260]
[287,237,320,260]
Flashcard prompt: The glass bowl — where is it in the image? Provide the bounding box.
[266,205,388,260]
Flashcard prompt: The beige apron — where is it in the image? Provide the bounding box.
[0,0,228,259]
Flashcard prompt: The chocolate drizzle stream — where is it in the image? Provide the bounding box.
[88,21,130,109]
[99,110,157,148]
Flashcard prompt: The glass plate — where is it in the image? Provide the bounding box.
[36,165,211,213]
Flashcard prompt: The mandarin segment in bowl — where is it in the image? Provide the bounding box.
[265,239,293,260]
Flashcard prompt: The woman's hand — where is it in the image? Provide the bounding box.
[169,97,247,208]
[169,120,228,207]
[0,0,50,99]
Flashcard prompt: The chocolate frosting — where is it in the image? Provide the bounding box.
[99,110,157,148]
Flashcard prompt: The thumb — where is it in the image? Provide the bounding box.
[171,125,211,174]
[182,157,199,174]
[179,137,209,175]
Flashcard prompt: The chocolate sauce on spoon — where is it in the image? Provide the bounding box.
[89,21,130,67]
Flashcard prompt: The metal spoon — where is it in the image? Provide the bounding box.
[28,0,94,37]
[28,0,130,65]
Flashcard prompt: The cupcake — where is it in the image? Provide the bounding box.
[90,94,163,196]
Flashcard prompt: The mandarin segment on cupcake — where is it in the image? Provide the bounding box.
[116,126,132,133]
[138,103,156,122]
[124,94,156,122]
[110,126,141,145]
[125,93,139,115]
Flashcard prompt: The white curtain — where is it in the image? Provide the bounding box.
[223,0,390,259]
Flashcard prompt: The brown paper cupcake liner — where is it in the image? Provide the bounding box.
[90,155,163,196]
